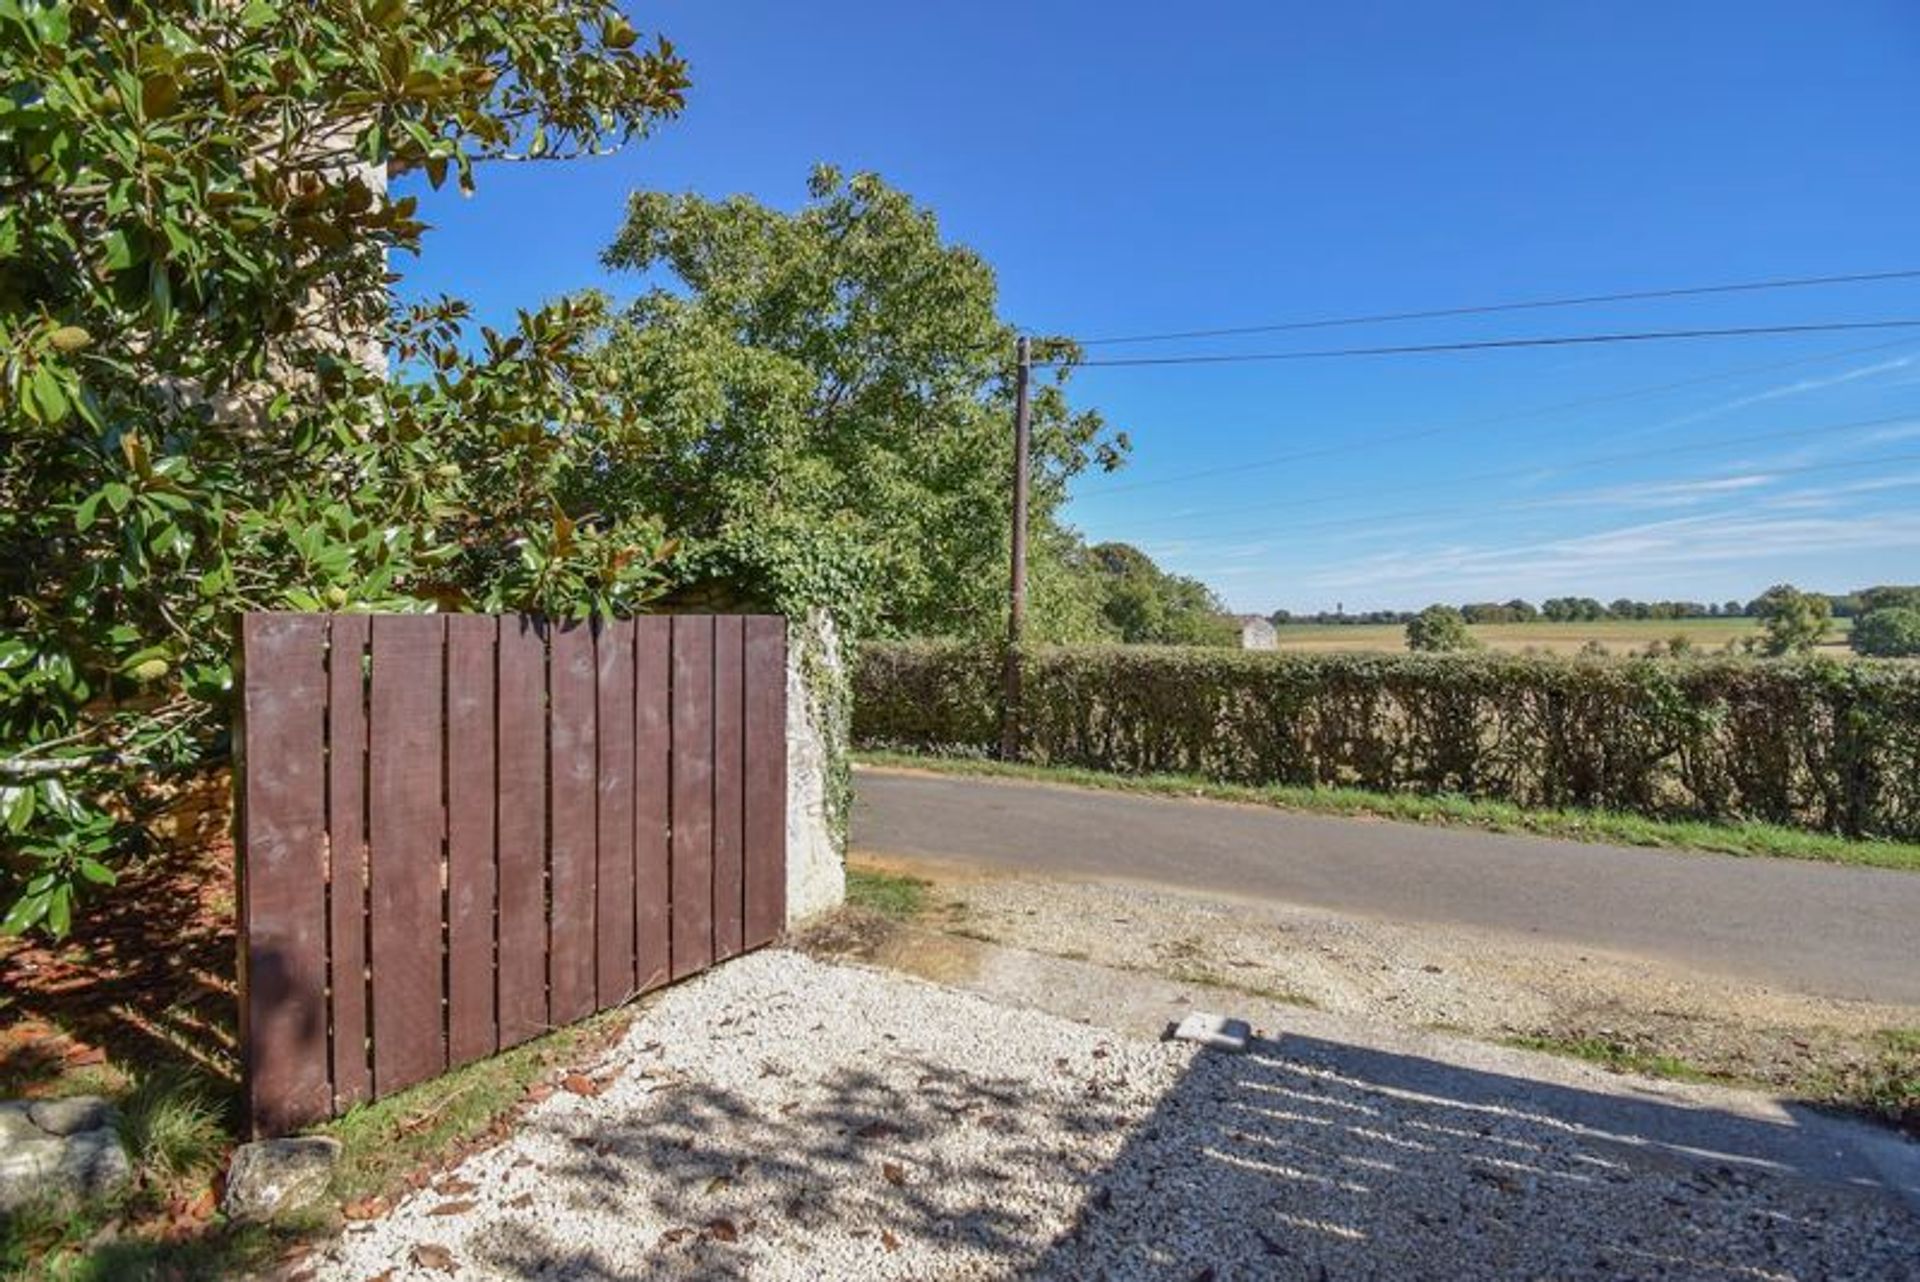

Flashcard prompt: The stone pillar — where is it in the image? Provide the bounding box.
[786,608,846,924]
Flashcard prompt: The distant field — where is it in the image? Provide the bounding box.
[1270,617,1857,657]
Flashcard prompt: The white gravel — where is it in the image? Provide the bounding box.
[312,950,1919,1281]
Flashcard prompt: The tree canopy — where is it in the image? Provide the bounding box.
[1405,604,1480,653]
[1752,584,1831,656]
[590,166,1125,638]
[1851,607,1920,658]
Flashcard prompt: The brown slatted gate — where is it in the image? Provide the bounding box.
[236,612,788,1137]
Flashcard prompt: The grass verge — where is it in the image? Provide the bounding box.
[323,1006,630,1204]
[1507,1028,1920,1137]
[845,866,932,920]
[855,750,1920,872]
[1502,1034,1724,1086]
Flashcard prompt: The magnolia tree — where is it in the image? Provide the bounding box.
[0,0,688,934]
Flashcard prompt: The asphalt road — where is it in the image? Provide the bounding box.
[851,769,1920,1006]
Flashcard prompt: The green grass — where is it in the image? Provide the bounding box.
[1503,1034,1722,1085]
[856,750,1920,872]
[845,866,933,919]
[119,1070,229,1187]
[1510,1028,1920,1136]
[1800,1028,1920,1133]
[323,1006,629,1203]
[5,1009,634,1280]
[1161,963,1318,1008]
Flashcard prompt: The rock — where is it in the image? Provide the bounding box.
[28,1096,118,1137]
[222,1136,341,1223]
[0,1096,129,1211]
[0,1104,41,1147]
[1168,1011,1251,1053]
[54,1127,132,1199]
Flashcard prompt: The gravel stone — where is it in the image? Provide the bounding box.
[310,950,1919,1281]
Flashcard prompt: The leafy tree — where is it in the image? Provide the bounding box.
[1084,542,1233,645]
[2,0,689,934]
[1857,585,1920,615]
[590,167,1125,640]
[1850,607,1920,658]
[1752,584,1832,656]
[1405,605,1480,653]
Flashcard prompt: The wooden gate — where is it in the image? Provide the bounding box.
[237,613,787,1137]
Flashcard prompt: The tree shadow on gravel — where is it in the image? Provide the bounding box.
[431,1027,1917,1282]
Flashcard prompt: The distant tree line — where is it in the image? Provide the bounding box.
[1270,585,1920,630]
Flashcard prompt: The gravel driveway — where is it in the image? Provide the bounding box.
[313,950,1918,1281]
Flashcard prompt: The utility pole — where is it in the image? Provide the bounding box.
[1000,335,1032,759]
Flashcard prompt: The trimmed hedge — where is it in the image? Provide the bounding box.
[854,642,1920,839]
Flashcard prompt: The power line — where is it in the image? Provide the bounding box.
[1074,269,1920,347]
[1080,337,1918,497]
[1110,410,1920,534]
[1048,320,1920,369]
[1128,450,1920,549]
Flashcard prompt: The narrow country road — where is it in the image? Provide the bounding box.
[850,768,1920,1006]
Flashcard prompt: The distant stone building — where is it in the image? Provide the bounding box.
[1228,614,1278,650]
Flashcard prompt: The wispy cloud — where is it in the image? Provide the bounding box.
[1633,353,1919,437]
[1558,473,1776,510]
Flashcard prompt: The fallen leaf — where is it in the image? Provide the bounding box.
[507,1193,534,1209]
[341,1197,389,1221]
[881,1230,900,1252]
[882,1162,906,1186]
[410,1243,455,1273]
[562,1073,599,1096]
[434,1178,478,1197]
[704,1174,732,1196]
[64,1044,107,1067]
[660,1228,691,1245]
[854,1120,899,1140]
[362,1271,395,1282]
[705,1218,739,1243]
[429,1199,476,1216]
[525,1082,555,1103]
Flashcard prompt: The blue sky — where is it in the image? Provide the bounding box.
[398,1,1920,613]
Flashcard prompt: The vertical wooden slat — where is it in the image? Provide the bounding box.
[548,619,598,1024]
[670,616,716,978]
[240,614,332,1137]
[495,617,548,1048]
[326,614,371,1112]
[711,616,746,961]
[594,619,636,1007]
[633,616,673,992]
[367,614,447,1096]
[743,615,789,948]
[445,615,498,1066]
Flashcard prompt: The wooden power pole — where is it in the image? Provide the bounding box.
[1000,335,1032,759]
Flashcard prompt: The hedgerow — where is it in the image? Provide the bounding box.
[853,643,1920,838]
